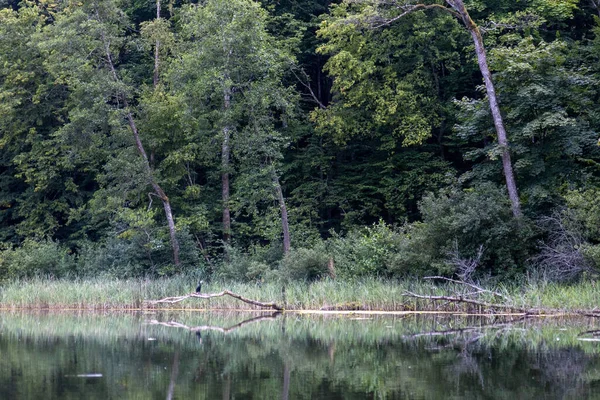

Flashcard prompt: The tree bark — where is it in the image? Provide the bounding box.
[447,0,522,218]
[272,169,291,254]
[99,18,181,266]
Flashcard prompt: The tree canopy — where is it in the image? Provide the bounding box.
[0,0,599,281]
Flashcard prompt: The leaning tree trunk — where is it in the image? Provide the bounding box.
[272,169,291,255]
[448,0,522,218]
[100,19,181,266]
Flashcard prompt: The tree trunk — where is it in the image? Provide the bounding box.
[448,0,522,218]
[222,87,232,246]
[272,169,291,254]
[100,22,181,266]
[153,0,161,87]
[127,115,181,266]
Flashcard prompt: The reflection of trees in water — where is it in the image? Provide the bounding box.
[434,333,593,400]
[532,347,589,397]
[3,313,600,399]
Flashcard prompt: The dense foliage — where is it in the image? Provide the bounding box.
[1,0,599,282]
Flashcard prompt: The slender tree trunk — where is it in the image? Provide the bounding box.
[154,0,161,87]
[271,169,291,254]
[100,20,181,266]
[222,87,232,246]
[149,0,180,265]
[448,0,522,218]
[126,114,181,266]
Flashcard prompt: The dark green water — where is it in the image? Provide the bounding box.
[2,312,600,399]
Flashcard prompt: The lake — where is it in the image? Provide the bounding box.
[1,311,600,399]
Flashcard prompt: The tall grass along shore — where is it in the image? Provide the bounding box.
[1,276,600,314]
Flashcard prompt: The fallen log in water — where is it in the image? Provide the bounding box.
[145,290,284,311]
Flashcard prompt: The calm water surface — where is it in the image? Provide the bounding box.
[1,311,600,399]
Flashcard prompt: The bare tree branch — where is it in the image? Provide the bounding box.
[291,68,326,109]
[368,3,460,28]
[146,290,284,310]
[423,276,509,301]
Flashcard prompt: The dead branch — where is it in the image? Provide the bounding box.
[445,243,484,282]
[145,290,284,311]
[533,212,594,281]
[364,3,461,29]
[423,276,510,301]
[402,291,584,316]
[290,68,327,109]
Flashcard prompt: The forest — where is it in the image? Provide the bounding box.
[1,0,599,285]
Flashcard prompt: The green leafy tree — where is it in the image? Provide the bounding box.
[172,0,298,255]
[456,38,598,211]
[315,0,583,217]
[39,0,184,265]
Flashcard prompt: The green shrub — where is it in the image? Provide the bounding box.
[279,246,330,281]
[0,239,76,279]
[389,185,536,279]
[75,227,202,278]
[564,189,600,242]
[217,246,272,282]
[326,221,403,279]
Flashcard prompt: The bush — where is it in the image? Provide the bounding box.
[217,246,272,282]
[389,185,536,279]
[279,246,330,281]
[326,221,403,279]
[76,227,202,278]
[278,222,405,281]
[0,239,76,280]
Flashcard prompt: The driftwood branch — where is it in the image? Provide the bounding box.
[146,290,284,311]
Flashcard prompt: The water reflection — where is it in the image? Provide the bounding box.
[1,312,600,399]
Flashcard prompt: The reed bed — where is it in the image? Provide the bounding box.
[0,276,599,313]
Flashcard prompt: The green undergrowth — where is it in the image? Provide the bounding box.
[1,276,600,313]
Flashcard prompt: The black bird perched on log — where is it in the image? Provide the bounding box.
[196,280,203,293]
